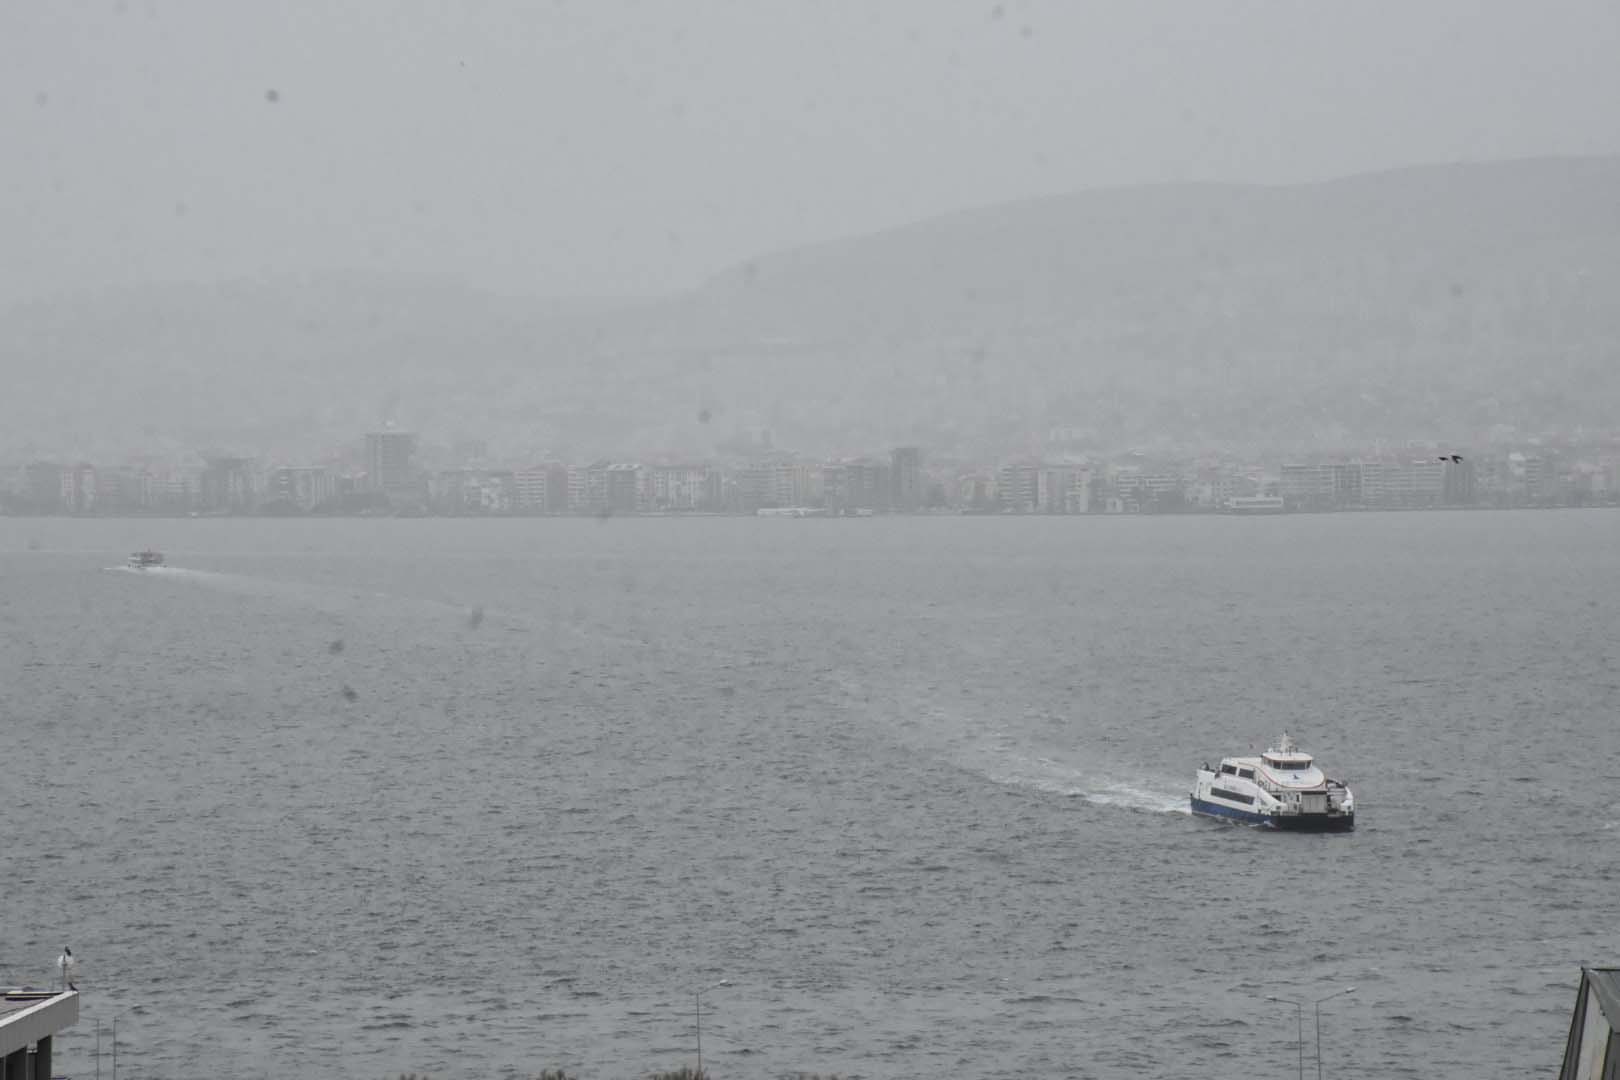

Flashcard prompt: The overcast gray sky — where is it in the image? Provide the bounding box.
[4,0,1618,303]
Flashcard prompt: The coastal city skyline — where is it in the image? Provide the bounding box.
[6,422,1618,517]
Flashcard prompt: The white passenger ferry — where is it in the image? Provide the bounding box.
[1190,733,1354,831]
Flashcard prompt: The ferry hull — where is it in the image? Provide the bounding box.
[1190,796,1354,831]
[1271,812,1354,832]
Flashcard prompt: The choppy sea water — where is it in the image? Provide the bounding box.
[4,512,1618,1080]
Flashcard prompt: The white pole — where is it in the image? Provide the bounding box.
[1312,987,1356,1080]
[1266,994,1304,1080]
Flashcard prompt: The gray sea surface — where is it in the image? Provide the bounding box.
[4,512,1618,1079]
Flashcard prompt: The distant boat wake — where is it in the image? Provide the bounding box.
[105,564,419,617]
[104,562,687,648]
[826,670,1189,816]
[975,751,1190,815]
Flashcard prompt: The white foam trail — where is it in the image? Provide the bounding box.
[107,562,705,654]
[824,671,1191,817]
[107,564,400,617]
[977,752,1190,815]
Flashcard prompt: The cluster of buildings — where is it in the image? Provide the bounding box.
[5,430,1620,517]
[0,434,932,517]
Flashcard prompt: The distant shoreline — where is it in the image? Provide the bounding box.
[3,502,1616,521]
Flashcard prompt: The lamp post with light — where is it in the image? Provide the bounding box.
[1267,986,1357,1080]
[1265,994,1306,1080]
[1313,986,1356,1080]
[694,979,730,1076]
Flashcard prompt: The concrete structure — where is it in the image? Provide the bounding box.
[772,462,814,510]
[1560,968,1620,1080]
[957,471,996,511]
[566,465,588,511]
[605,463,643,514]
[996,462,1039,513]
[829,459,889,511]
[200,456,258,513]
[1404,458,1445,504]
[147,472,196,511]
[63,464,98,513]
[1359,461,1397,504]
[731,464,774,513]
[95,467,154,513]
[1038,464,1093,513]
[646,465,715,511]
[579,460,613,512]
[891,446,922,511]
[514,463,569,512]
[1112,468,1180,508]
[1278,459,1468,508]
[434,468,514,514]
[364,430,419,504]
[0,989,77,1080]
[1442,457,1477,505]
[268,465,336,512]
[1522,455,1550,500]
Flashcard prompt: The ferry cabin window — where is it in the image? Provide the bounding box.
[1210,787,1255,805]
[1221,764,1238,775]
[1237,768,1255,779]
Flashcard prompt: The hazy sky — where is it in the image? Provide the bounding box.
[4,0,1618,302]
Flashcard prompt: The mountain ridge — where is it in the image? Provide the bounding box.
[4,155,1618,461]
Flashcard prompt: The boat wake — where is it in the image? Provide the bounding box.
[106,564,185,577]
[105,564,417,617]
[975,751,1190,815]
[106,563,691,649]
[824,671,1189,817]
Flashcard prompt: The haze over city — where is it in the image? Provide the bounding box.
[9,5,1620,1080]
[5,0,1620,301]
[5,0,1620,496]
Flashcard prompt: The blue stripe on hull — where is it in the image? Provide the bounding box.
[1190,796,1356,831]
[1190,795,1277,827]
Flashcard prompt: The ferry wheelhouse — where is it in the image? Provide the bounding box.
[1191,733,1354,831]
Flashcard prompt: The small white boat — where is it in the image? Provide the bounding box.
[126,550,165,569]
[1225,495,1286,514]
[1191,733,1354,830]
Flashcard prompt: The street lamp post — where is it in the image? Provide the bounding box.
[1314,987,1356,1080]
[1265,995,1306,1080]
[694,979,730,1076]
[1268,986,1357,1080]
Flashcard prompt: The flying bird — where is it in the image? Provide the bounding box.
[57,946,78,991]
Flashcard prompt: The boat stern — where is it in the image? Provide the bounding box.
[1271,810,1355,832]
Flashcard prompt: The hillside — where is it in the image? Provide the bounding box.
[3,157,1619,462]
[664,155,1620,455]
